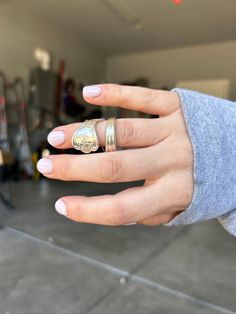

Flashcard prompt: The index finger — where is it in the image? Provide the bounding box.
[83,84,180,116]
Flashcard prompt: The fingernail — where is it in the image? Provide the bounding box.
[124,222,137,226]
[83,85,102,97]
[37,158,52,174]
[47,131,65,146]
[55,199,67,216]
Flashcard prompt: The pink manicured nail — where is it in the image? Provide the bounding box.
[47,131,65,146]
[55,199,67,216]
[83,85,102,97]
[37,158,52,174]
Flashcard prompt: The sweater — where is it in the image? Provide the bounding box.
[166,88,236,237]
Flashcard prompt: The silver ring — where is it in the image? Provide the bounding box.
[106,117,117,152]
[72,119,103,153]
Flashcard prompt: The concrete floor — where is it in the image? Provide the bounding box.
[0,179,236,314]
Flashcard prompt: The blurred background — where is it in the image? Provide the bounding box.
[0,0,236,313]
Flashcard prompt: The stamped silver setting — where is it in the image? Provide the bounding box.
[72,119,102,154]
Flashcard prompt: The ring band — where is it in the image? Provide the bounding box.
[72,119,103,153]
[106,117,117,152]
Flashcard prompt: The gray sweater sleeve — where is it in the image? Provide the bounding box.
[166,88,236,237]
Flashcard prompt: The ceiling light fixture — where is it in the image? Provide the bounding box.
[101,0,142,29]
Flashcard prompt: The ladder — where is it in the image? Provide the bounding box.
[0,72,14,210]
[0,72,9,152]
[14,78,34,177]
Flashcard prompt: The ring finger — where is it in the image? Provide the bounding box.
[37,145,165,183]
[47,117,174,150]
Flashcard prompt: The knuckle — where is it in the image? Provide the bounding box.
[169,138,193,169]
[56,157,70,180]
[166,172,193,211]
[113,84,123,100]
[139,88,156,108]
[119,120,136,145]
[110,198,129,225]
[115,84,123,97]
[175,189,192,210]
[99,155,123,182]
[174,151,193,168]
[181,151,193,168]
[103,84,122,102]
[142,88,156,102]
[145,119,162,145]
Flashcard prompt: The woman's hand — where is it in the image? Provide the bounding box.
[37,84,194,226]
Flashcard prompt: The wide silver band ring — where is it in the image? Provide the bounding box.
[72,119,103,154]
[106,117,117,152]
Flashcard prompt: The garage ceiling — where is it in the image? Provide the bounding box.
[17,0,236,56]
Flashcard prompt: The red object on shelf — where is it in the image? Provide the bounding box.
[173,0,183,4]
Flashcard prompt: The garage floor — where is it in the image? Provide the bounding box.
[0,180,236,314]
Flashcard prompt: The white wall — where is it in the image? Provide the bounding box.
[106,41,236,100]
[0,3,105,84]
[1,1,236,102]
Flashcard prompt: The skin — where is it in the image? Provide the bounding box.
[38,84,194,226]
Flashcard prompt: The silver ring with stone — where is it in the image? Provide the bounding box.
[72,119,103,154]
[105,117,117,152]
